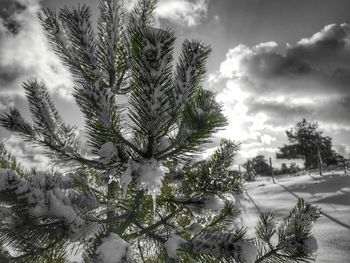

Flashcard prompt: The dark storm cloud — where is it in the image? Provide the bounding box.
[287,24,350,67]
[216,24,350,96]
[0,0,26,35]
[241,23,350,80]
[0,66,23,85]
[246,98,313,126]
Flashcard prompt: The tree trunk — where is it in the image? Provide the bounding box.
[107,180,118,232]
[269,157,275,183]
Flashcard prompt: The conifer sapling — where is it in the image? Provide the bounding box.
[0,0,320,262]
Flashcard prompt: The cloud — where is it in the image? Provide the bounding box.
[334,144,350,157]
[3,135,50,171]
[0,92,19,111]
[0,0,207,102]
[211,23,350,161]
[126,0,209,27]
[212,23,350,128]
[2,127,93,172]
[156,0,208,27]
[0,0,73,100]
[0,0,26,34]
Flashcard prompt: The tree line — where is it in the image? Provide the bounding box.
[242,118,349,181]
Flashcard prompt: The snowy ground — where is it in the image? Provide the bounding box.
[237,171,350,263]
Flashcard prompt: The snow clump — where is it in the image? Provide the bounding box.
[136,158,169,196]
[96,233,133,263]
[164,234,187,259]
[0,169,88,241]
[98,142,118,163]
[302,236,318,253]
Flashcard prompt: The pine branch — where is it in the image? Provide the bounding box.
[203,203,240,232]
[23,80,74,138]
[0,80,105,169]
[0,108,36,140]
[158,89,227,160]
[39,9,98,83]
[209,140,239,178]
[128,25,176,156]
[172,40,212,114]
[73,81,142,158]
[0,213,68,263]
[0,143,27,178]
[129,0,157,26]
[187,230,256,261]
[254,199,320,263]
[58,5,100,81]
[98,0,129,92]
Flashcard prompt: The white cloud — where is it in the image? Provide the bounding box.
[126,0,209,27]
[3,135,50,171]
[334,144,350,157]
[156,0,208,26]
[0,0,73,100]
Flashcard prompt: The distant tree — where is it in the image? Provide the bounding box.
[277,119,335,170]
[242,160,257,181]
[253,155,271,176]
[289,162,301,174]
[280,163,288,174]
[333,153,350,173]
[243,155,271,177]
[276,162,301,175]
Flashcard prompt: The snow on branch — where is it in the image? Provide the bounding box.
[120,158,168,197]
[164,233,187,259]
[159,89,227,159]
[23,80,74,137]
[189,231,257,263]
[129,25,176,144]
[98,0,127,90]
[0,169,97,241]
[0,108,36,140]
[39,6,100,82]
[173,40,211,112]
[95,233,133,263]
[39,9,84,79]
[129,0,157,26]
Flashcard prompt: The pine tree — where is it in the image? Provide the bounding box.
[243,156,270,177]
[277,118,335,170]
[0,1,320,262]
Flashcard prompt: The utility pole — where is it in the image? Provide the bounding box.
[238,164,242,178]
[317,143,323,176]
[344,158,349,174]
[269,157,275,183]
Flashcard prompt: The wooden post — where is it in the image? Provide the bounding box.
[269,157,275,183]
[238,164,242,177]
[317,143,323,176]
[345,159,348,174]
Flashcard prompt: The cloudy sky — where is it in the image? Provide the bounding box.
[1,0,350,168]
